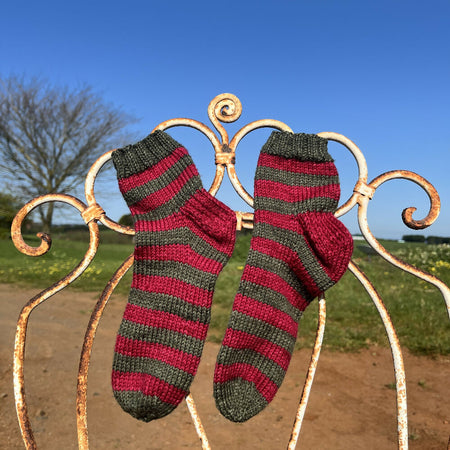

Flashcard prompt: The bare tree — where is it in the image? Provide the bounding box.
[0,75,135,232]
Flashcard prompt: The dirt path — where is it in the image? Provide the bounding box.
[1,283,448,449]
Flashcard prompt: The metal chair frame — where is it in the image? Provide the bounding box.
[10,93,450,449]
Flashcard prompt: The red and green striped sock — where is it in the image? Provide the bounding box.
[213,131,353,422]
[111,130,236,422]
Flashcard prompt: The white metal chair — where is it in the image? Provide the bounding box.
[11,93,450,449]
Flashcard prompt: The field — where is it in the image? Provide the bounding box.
[1,229,449,355]
[1,230,449,448]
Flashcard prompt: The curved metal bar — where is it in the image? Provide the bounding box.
[84,149,135,236]
[219,128,370,212]
[348,261,408,449]
[154,118,222,151]
[227,120,293,207]
[11,195,101,450]
[76,254,134,449]
[84,116,226,232]
[11,194,88,256]
[85,149,134,235]
[185,394,211,450]
[317,132,369,218]
[288,294,326,449]
[154,118,225,196]
[369,170,440,229]
[10,93,449,449]
[357,171,450,316]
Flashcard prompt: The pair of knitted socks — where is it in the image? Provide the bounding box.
[111,130,353,423]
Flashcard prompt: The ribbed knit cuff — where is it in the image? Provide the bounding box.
[261,131,333,162]
[112,130,184,179]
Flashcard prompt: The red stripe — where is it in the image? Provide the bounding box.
[241,266,310,311]
[232,294,298,338]
[258,152,338,176]
[255,209,297,227]
[123,303,209,341]
[134,212,182,232]
[115,336,200,375]
[134,207,232,255]
[255,209,339,233]
[255,179,340,203]
[214,363,278,402]
[129,164,199,214]
[131,273,212,307]
[134,244,223,275]
[112,371,187,405]
[118,147,189,193]
[220,328,291,371]
[250,236,320,296]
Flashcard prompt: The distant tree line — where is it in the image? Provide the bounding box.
[402,235,450,244]
[0,191,23,229]
[119,213,133,227]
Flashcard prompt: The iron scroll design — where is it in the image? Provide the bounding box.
[10,93,450,449]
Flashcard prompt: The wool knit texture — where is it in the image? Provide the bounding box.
[214,131,353,422]
[111,130,236,422]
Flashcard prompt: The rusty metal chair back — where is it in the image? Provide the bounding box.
[11,93,450,449]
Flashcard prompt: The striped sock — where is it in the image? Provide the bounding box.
[213,131,353,422]
[111,130,236,422]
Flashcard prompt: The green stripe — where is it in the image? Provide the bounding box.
[244,248,310,298]
[118,319,205,357]
[133,259,218,291]
[255,195,337,215]
[113,354,194,389]
[218,347,286,387]
[123,154,194,205]
[252,222,334,291]
[260,131,332,162]
[228,311,297,352]
[113,391,176,422]
[131,176,202,219]
[238,279,304,321]
[213,379,268,423]
[133,227,231,262]
[113,130,183,180]
[127,289,211,324]
[256,166,339,187]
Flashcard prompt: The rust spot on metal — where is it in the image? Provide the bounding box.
[353,179,375,200]
[81,203,105,224]
[215,152,235,165]
[215,143,236,165]
[221,143,232,153]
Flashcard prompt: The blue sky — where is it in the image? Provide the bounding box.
[1,0,449,239]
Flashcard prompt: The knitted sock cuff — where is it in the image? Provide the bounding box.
[261,131,333,162]
[112,130,203,214]
[112,130,190,180]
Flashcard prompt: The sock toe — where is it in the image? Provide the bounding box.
[214,378,268,423]
[113,390,178,422]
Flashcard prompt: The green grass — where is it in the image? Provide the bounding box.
[0,229,134,295]
[1,230,449,355]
